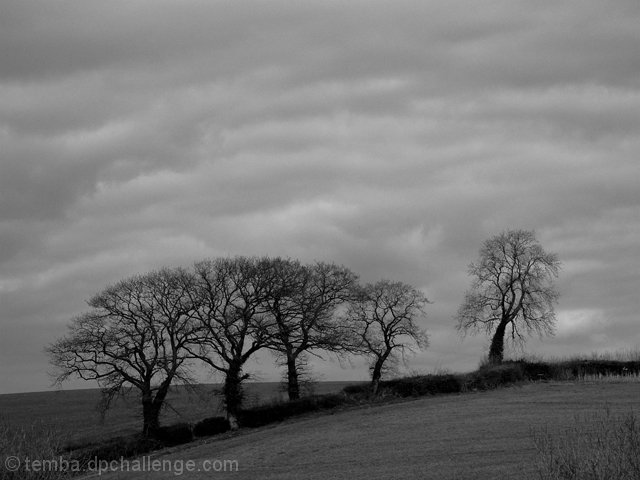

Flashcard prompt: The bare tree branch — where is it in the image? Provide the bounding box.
[260,258,358,400]
[344,280,429,394]
[47,267,199,437]
[455,229,561,364]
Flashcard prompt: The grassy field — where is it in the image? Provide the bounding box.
[91,381,640,480]
[0,382,356,446]
[3,375,640,479]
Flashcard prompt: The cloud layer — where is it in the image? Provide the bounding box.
[1,0,639,393]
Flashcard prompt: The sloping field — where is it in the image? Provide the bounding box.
[97,381,640,480]
[0,382,356,445]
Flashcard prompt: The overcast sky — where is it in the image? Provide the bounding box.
[1,0,639,394]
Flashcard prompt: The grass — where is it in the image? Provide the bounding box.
[94,381,640,480]
[0,381,361,475]
[0,386,211,447]
[4,360,640,479]
[0,418,66,480]
[0,382,356,447]
[533,408,640,479]
[0,381,359,479]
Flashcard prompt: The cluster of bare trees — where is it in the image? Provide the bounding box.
[48,229,560,436]
[48,257,429,435]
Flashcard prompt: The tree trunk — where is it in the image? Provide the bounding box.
[142,378,174,437]
[224,363,244,430]
[286,356,300,400]
[142,396,161,437]
[488,320,508,364]
[370,358,385,395]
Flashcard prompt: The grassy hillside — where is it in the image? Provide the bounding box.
[0,382,357,445]
[4,362,640,480]
[94,381,640,480]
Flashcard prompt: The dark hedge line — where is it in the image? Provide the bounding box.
[237,393,350,428]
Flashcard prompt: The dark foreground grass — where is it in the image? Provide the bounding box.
[0,381,356,446]
[0,384,220,447]
[0,419,66,480]
[4,361,640,479]
[95,382,640,480]
[0,382,358,479]
[533,409,640,480]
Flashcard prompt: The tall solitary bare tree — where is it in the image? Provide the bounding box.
[345,280,429,394]
[47,267,199,437]
[456,229,561,364]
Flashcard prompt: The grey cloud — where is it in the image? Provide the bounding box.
[3,0,635,88]
[0,0,240,81]
[2,0,640,392]
[0,154,97,221]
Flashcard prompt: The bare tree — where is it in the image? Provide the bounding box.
[345,280,429,394]
[186,257,270,428]
[47,267,199,437]
[261,258,358,400]
[456,229,561,364]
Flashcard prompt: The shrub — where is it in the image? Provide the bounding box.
[516,360,555,380]
[193,417,230,437]
[533,409,640,479]
[238,393,350,428]
[342,384,371,396]
[71,435,160,466]
[72,423,195,465]
[514,354,640,382]
[380,374,463,397]
[465,362,526,390]
[238,399,311,428]
[559,360,640,379]
[155,423,193,446]
[314,393,348,409]
[66,423,194,468]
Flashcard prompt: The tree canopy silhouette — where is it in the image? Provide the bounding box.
[456,229,560,364]
[47,267,199,436]
[345,280,429,394]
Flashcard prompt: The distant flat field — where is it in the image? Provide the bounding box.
[95,381,640,480]
[0,382,359,444]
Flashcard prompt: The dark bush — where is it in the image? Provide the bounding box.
[380,374,463,397]
[559,359,640,378]
[314,393,348,409]
[71,435,161,466]
[238,401,302,428]
[69,423,197,467]
[515,360,555,380]
[238,393,350,428]
[193,417,230,437]
[465,363,526,390]
[342,383,371,395]
[155,423,193,446]
[513,358,640,381]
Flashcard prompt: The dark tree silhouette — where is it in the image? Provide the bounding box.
[261,258,358,400]
[456,229,561,364]
[186,257,271,428]
[345,280,429,394]
[47,267,199,437]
